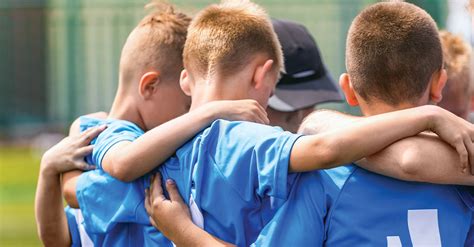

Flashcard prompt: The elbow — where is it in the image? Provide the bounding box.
[63,184,79,209]
[298,113,320,135]
[38,234,63,247]
[106,158,135,182]
[398,147,422,178]
[108,168,134,182]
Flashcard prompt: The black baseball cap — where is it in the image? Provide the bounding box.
[269,19,343,112]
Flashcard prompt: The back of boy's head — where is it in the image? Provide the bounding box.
[346,1,442,106]
[183,0,283,80]
[119,1,191,87]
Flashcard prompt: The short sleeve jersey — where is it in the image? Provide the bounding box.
[323,165,473,246]
[75,118,301,246]
[76,117,169,246]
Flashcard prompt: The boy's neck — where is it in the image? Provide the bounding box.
[359,80,434,116]
[359,100,425,116]
[108,88,147,129]
[189,76,251,111]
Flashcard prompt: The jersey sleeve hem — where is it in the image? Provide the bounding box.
[273,133,304,200]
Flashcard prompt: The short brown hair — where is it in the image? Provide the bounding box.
[119,1,191,85]
[346,2,443,105]
[183,0,283,79]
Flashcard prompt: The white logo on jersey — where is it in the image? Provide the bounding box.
[387,209,441,247]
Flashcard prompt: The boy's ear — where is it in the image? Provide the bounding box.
[429,69,447,103]
[339,73,359,106]
[253,59,274,89]
[179,69,192,96]
[138,71,160,99]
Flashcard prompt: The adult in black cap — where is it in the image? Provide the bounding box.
[268,19,343,133]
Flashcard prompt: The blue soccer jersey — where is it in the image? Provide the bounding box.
[75,118,302,246]
[253,164,473,246]
[75,117,171,246]
[324,166,472,246]
[458,186,474,246]
[64,207,94,247]
[251,171,328,247]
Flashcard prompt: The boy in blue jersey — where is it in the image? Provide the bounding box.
[65,1,474,247]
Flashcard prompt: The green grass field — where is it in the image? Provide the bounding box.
[0,147,41,246]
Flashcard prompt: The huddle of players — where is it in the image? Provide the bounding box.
[35,0,474,246]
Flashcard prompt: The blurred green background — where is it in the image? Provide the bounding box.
[0,0,456,246]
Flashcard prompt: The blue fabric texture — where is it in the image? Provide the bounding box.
[251,171,327,247]
[251,164,473,246]
[64,206,82,247]
[323,166,472,246]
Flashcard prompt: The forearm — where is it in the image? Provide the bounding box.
[35,167,71,246]
[291,106,439,172]
[359,134,474,185]
[105,107,215,181]
[35,121,104,246]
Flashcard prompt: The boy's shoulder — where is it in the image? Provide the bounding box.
[322,164,357,190]
[78,116,144,136]
[77,116,144,168]
[203,119,287,138]
[176,119,288,157]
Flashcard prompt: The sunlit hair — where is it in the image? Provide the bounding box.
[183,0,283,80]
[346,2,442,105]
[440,31,473,105]
[119,1,191,86]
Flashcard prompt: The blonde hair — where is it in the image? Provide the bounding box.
[183,0,283,80]
[440,30,473,96]
[119,1,191,86]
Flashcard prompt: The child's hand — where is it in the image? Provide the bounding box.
[145,173,193,242]
[205,100,269,125]
[40,125,106,176]
[426,105,474,173]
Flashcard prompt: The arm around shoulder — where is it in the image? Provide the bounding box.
[102,100,269,182]
[290,105,474,173]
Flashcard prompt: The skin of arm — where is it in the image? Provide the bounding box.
[35,126,105,246]
[290,105,474,173]
[102,100,268,182]
[299,109,474,185]
[358,133,474,185]
[145,173,235,247]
